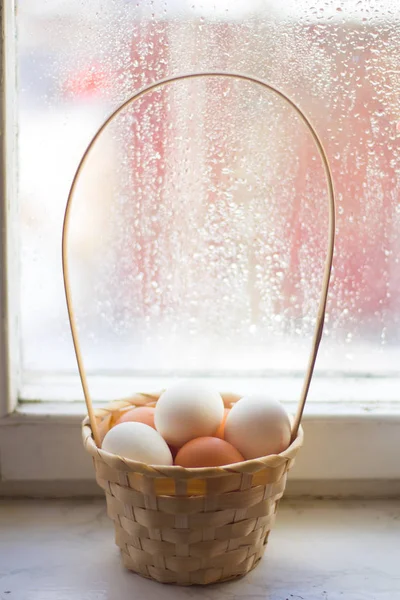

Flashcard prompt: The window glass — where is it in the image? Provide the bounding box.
[18,1,400,385]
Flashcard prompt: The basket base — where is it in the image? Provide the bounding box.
[120,543,266,586]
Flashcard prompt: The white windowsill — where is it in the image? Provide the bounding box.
[0,376,399,496]
[0,498,399,598]
[1,405,400,497]
[19,373,400,404]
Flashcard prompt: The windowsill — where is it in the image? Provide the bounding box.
[1,376,400,494]
[10,397,400,420]
[19,373,400,405]
[0,498,399,598]
[1,396,400,495]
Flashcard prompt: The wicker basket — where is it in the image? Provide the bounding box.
[62,73,335,585]
[83,392,303,584]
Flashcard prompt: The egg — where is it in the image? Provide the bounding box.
[175,437,244,467]
[215,408,230,439]
[154,381,224,447]
[224,395,291,459]
[114,406,156,429]
[102,422,173,465]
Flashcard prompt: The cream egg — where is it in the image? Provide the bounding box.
[102,422,173,465]
[154,380,224,447]
[224,395,291,459]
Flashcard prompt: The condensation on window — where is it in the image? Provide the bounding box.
[18,0,400,384]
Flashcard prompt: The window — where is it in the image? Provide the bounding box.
[18,1,400,402]
[1,0,399,491]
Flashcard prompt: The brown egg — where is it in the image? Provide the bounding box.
[215,408,231,439]
[114,407,156,429]
[175,437,244,468]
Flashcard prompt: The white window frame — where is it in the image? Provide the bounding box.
[0,2,400,497]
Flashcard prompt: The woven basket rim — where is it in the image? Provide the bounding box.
[82,395,304,478]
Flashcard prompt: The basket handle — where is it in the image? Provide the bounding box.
[62,72,335,448]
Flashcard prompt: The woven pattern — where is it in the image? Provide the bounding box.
[83,393,303,585]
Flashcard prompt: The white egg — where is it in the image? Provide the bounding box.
[102,422,173,466]
[155,380,225,447]
[224,395,291,459]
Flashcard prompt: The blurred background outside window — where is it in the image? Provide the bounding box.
[18,1,400,400]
